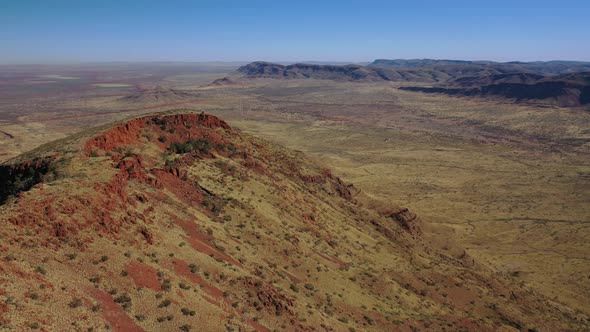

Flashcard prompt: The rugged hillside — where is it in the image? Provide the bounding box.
[228,60,590,104]
[370,59,590,75]
[368,59,590,105]
[235,62,390,82]
[400,72,590,107]
[233,62,444,82]
[371,59,481,68]
[0,111,587,331]
[449,73,547,87]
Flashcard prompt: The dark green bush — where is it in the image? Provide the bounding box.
[158,299,171,308]
[169,139,211,154]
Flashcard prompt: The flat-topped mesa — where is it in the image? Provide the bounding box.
[85,113,231,155]
[235,61,390,82]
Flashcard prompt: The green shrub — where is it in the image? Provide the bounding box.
[188,263,199,274]
[180,324,192,331]
[158,299,171,308]
[152,117,168,127]
[181,308,196,316]
[169,139,211,154]
[161,279,172,291]
[69,298,83,308]
[114,294,131,304]
[364,315,374,325]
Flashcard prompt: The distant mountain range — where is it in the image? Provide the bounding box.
[399,75,590,107]
[370,59,590,75]
[235,62,392,82]
[224,59,590,106]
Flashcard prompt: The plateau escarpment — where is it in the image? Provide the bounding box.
[400,76,590,107]
[228,60,590,106]
[235,62,391,82]
[233,62,445,82]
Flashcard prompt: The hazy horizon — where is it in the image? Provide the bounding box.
[2,0,589,64]
[3,58,590,67]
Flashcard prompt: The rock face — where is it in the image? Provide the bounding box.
[450,72,546,87]
[400,78,590,107]
[236,61,391,82]
[0,111,586,331]
[387,208,420,235]
[85,113,230,154]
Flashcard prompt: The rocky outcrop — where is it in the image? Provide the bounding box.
[208,77,241,86]
[386,208,421,235]
[85,113,231,155]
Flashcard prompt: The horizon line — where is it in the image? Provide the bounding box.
[1,58,590,66]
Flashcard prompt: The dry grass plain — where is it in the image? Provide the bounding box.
[218,81,590,315]
[1,71,589,318]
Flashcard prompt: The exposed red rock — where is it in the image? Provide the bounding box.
[85,113,230,155]
[125,261,162,291]
[87,288,143,332]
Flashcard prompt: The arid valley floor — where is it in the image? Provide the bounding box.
[1,63,589,331]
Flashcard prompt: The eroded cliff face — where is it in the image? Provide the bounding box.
[0,112,585,331]
[400,72,590,106]
[235,62,392,82]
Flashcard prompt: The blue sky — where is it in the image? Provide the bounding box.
[1,0,589,63]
